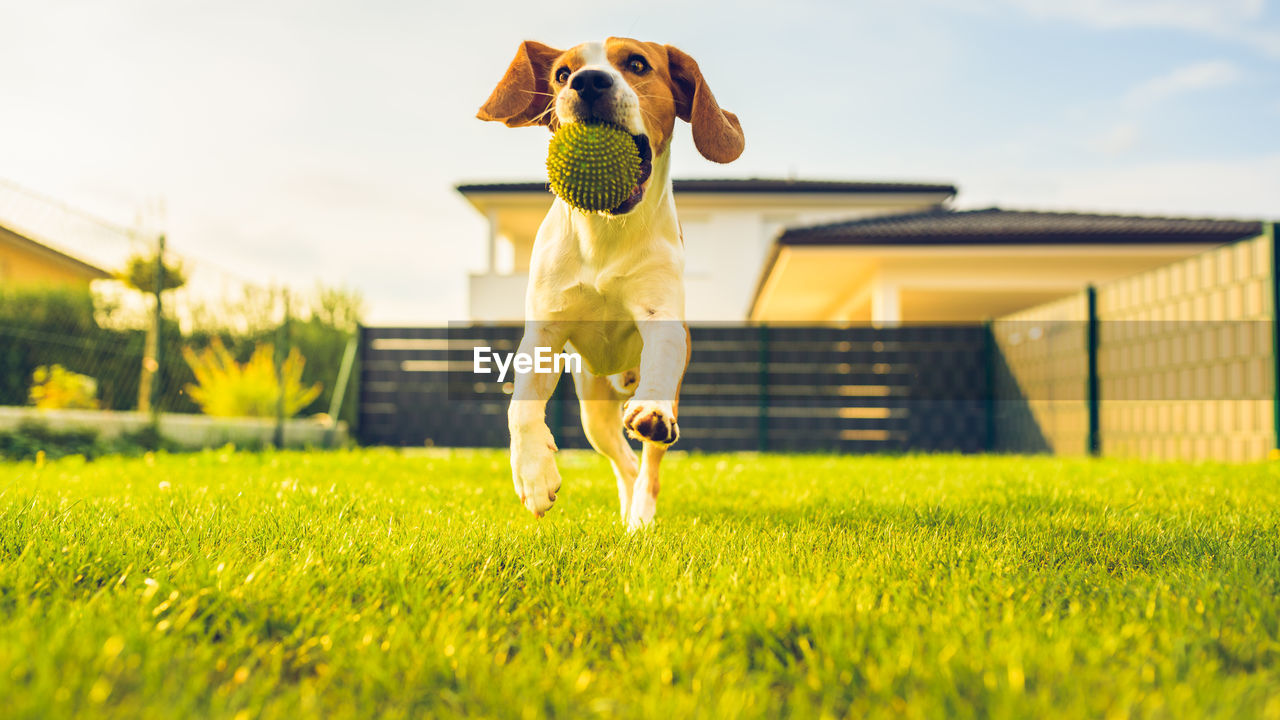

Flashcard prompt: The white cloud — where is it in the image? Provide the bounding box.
[977,0,1280,57]
[1093,122,1141,154]
[1010,0,1263,29]
[957,152,1280,219]
[1091,60,1242,156]
[1124,60,1243,109]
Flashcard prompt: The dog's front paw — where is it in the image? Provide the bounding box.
[510,425,561,517]
[623,400,680,445]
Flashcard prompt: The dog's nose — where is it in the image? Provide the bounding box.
[570,69,613,103]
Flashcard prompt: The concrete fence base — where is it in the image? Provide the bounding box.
[0,406,348,449]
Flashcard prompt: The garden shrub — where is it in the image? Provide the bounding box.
[182,338,322,418]
[28,364,100,409]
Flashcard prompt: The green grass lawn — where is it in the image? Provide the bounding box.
[1,449,1278,719]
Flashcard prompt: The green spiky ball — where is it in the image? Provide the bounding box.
[546,122,641,212]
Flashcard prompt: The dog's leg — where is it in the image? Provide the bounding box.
[508,322,566,517]
[621,317,689,530]
[572,368,639,520]
[628,442,666,530]
[622,316,687,446]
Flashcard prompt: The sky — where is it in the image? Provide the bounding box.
[1,0,1277,323]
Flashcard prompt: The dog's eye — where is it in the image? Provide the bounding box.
[626,55,649,75]
[555,67,571,84]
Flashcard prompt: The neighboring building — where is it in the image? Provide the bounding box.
[458,179,956,321]
[458,179,1263,324]
[749,208,1263,323]
[0,222,111,289]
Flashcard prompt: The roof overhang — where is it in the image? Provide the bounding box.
[456,178,958,215]
[751,208,1264,321]
[0,223,112,280]
[749,242,1229,322]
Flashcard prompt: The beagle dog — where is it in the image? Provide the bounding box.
[477,37,743,529]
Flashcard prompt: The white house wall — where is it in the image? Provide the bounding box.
[465,191,951,322]
[682,206,929,319]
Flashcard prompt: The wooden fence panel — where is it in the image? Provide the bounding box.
[358,324,991,453]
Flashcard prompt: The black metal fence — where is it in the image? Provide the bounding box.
[357,324,991,453]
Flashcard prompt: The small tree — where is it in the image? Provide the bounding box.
[120,252,187,295]
[118,247,186,413]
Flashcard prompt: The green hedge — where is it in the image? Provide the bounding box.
[0,420,170,461]
[0,287,357,424]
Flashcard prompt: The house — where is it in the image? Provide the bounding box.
[459,178,1263,324]
[0,222,111,289]
[749,208,1263,323]
[458,179,956,321]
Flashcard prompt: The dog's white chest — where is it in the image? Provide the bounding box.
[531,259,632,319]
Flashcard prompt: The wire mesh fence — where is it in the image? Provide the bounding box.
[0,180,361,448]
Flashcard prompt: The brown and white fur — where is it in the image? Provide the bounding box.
[477,37,743,529]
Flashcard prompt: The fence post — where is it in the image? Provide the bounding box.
[757,324,770,452]
[1268,222,1280,456]
[274,290,291,449]
[325,332,359,448]
[983,319,995,451]
[150,234,165,422]
[546,378,564,448]
[1086,284,1100,457]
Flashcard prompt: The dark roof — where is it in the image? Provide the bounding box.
[780,207,1263,246]
[457,178,958,196]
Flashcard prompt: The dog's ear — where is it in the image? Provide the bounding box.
[477,41,563,128]
[665,45,744,163]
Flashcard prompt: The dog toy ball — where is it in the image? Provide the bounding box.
[546,122,641,212]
